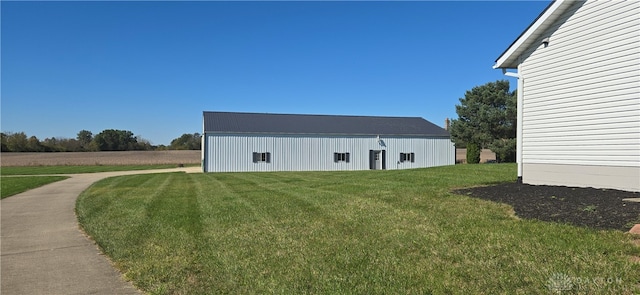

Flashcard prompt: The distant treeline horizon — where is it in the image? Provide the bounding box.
[1,130,201,152]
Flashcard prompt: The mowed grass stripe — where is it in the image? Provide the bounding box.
[232,173,337,221]
[78,174,170,256]
[77,165,640,294]
[199,172,410,293]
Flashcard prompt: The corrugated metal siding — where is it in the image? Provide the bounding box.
[203,134,454,172]
[520,0,640,167]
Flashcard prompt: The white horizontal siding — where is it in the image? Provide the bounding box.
[525,7,638,75]
[203,134,454,172]
[525,111,639,129]
[520,0,640,168]
[524,93,638,114]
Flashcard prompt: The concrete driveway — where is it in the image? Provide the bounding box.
[1,167,200,295]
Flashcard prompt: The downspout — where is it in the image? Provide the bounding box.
[502,66,524,184]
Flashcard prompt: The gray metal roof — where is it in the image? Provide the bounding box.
[203,111,450,137]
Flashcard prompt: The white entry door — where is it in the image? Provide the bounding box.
[369,150,385,170]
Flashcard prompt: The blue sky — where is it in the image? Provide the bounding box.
[1,1,550,145]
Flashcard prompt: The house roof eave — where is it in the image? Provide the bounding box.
[493,0,579,69]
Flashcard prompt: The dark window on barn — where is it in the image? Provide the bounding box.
[400,152,415,163]
[253,152,271,163]
[334,152,350,163]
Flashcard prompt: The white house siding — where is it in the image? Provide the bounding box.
[519,0,640,191]
[202,133,454,172]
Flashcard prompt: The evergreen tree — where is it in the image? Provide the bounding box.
[450,80,517,162]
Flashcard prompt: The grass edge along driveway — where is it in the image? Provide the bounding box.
[77,164,640,294]
[1,165,195,199]
[1,176,69,199]
[1,164,191,176]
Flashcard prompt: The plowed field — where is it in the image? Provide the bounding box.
[0,151,200,166]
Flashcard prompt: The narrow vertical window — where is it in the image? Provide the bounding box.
[253,152,271,163]
[400,152,415,163]
[334,152,350,163]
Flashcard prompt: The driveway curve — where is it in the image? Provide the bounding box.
[1,167,200,295]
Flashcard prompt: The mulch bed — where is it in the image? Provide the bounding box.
[454,183,640,231]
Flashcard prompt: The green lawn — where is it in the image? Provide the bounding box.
[1,164,188,176]
[76,164,639,294]
[1,176,69,199]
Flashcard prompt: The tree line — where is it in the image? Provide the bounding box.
[1,129,201,152]
[3,81,514,159]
